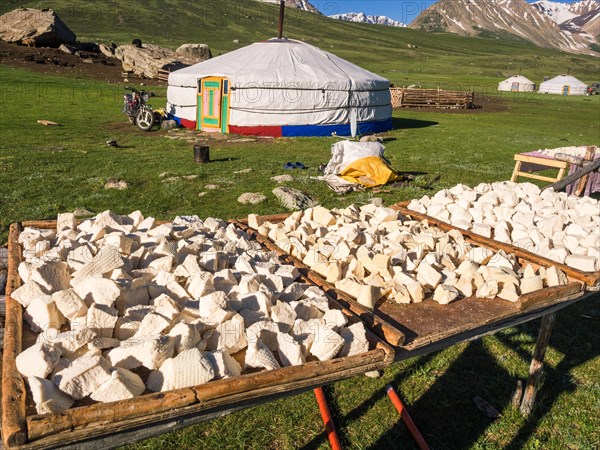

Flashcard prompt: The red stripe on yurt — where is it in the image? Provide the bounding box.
[229,125,283,137]
[179,118,197,129]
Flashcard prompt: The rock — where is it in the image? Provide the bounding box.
[113,43,204,79]
[73,208,95,218]
[233,39,240,43]
[0,8,76,47]
[52,354,112,400]
[272,187,318,210]
[205,184,219,190]
[234,168,253,174]
[16,342,62,378]
[98,43,115,58]
[104,179,129,190]
[28,376,74,415]
[59,43,75,54]
[161,119,179,130]
[360,135,382,143]
[238,193,267,205]
[271,174,294,183]
[147,348,215,391]
[90,368,145,402]
[175,43,211,60]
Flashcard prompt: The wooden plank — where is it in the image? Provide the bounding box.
[392,202,600,287]
[26,353,387,448]
[233,219,406,347]
[2,223,27,447]
[374,282,581,352]
[393,290,588,361]
[513,154,569,169]
[520,313,555,416]
[514,171,564,183]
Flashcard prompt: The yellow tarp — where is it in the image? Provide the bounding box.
[339,156,400,188]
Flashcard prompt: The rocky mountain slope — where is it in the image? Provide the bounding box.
[409,0,598,55]
[257,0,319,14]
[329,12,406,27]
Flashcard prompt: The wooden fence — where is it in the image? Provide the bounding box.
[390,87,475,109]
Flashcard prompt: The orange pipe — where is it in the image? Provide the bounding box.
[386,385,429,450]
[314,387,343,450]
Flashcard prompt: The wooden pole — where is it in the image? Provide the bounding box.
[546,158,600,193]
[278,0,285,39]
[2,223,27,447]
[519,313,555,416]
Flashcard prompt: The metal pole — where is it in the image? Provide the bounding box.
[314,387,343,450]
[278,0,285,39]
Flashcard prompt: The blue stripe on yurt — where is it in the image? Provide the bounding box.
[281,118,393,137]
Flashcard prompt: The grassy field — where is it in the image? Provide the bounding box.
[0,1,599,448]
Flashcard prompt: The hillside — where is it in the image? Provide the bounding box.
[409,0,598,56]
[0,0,598,85]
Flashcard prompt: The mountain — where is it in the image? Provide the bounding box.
[329,12,406,27]
[257,0,319,14]
[531,1,578,23]
[409,0,598,55]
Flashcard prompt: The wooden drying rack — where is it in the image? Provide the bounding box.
[2,221,396,449]
[1,211,595,449]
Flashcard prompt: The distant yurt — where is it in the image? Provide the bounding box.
[167,38,392,136]
[498,75,536,92]
[538,75,588,96]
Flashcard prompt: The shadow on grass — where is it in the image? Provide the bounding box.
[368,341,516,450]
[391,118,439,130]
[298,353,437,450]
[301,294,600,450]
[494,295,600,449]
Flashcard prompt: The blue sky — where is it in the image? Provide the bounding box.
[314,1,582,24]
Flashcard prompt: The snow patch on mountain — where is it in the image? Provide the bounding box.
[329,12,407,28]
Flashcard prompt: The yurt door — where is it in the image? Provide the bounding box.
[198,77,230,133]
[562,85,570,96]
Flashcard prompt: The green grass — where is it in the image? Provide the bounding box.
[0,2,599,447]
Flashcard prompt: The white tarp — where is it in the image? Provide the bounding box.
[324,141,386,175]
[167,38,392,126]
[539,75,588,95]
[498,75,536,92]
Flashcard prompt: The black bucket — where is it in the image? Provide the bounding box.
[194,145,210,163]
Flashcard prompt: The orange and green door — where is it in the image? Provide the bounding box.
[198,77,230,133]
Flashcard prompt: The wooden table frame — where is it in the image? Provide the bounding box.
[511,153,568,183]
[4,291,593,450]
[1,214,595,449]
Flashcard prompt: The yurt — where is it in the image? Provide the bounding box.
[538,75,588,96]
[498,75,535,92]
[166,38,393,137]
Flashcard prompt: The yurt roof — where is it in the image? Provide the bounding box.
[540,75,587,87]
[501,75,534,84]
[169,38,389,91]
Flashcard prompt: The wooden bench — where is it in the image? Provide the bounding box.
[511,153,568,183]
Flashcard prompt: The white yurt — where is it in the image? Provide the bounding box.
[538,75,588,96]
[498,75,536,92]
[166,38,392,136]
